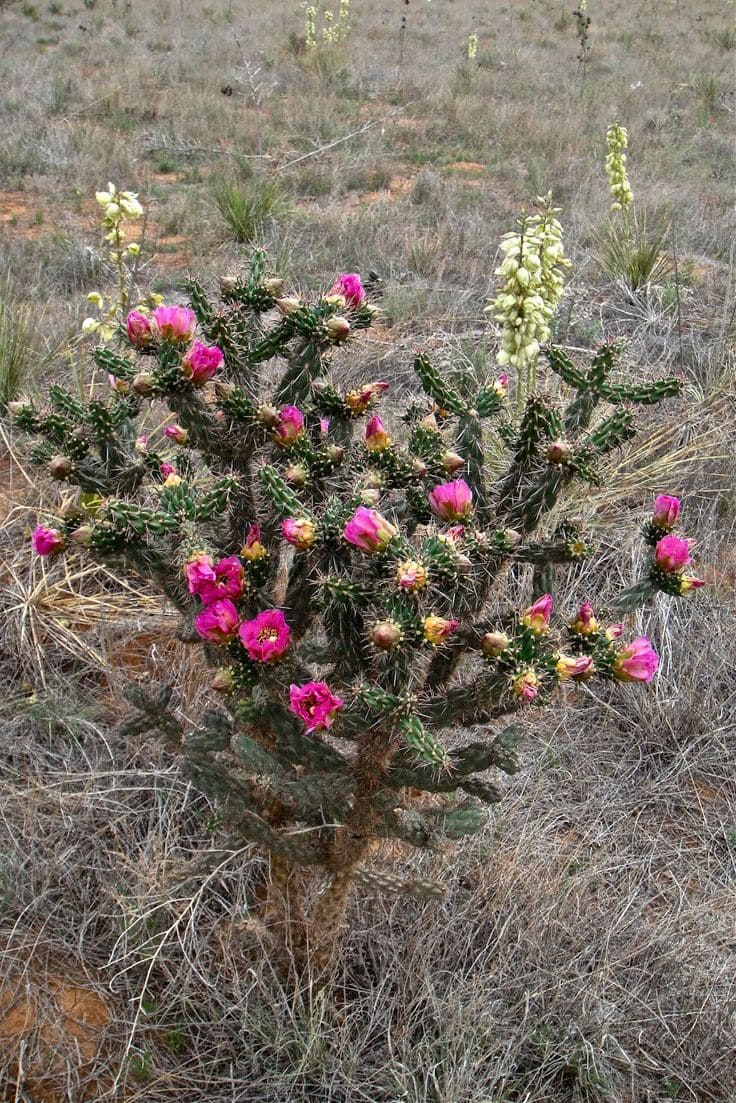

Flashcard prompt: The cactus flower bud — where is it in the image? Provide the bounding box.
[396,559,428,592]
[241,524,268,561]
[70,525,93,546]
[211,668,235,693]
[411,458,428,478]
[194,599,240,643]
[513,669,540,701]
[239,609,291,663]
[652,494,680,530]
[360,488,381,506]
[326,444,344,464]
[125,310,153,348]
[654,534,692,573]
[492,372,509,398]
[423,615,459,645]
[441,451,465,474]
[272,405,305,447]
[257,404,281,428]
[428,479,474,522]
[289,681,344,732]
[284,464,309,489]
[132,372,154,396]
[679,575,705,594]
[160,462,176,479]
[546,439,572,465]
[264,278,285,295]
[555,654,594,680]
[481,631,509,658]
[164,473,182,488]
[152,304,196,344]
[612,636,659,682]
[275,297,302,316]
[364,415,391,452]
[325,315,351,343]
[570,602,598,635]
[214,381,236,401]
[31,526,65,556]
[502,528,522,549]
[327,273,366,307]
[107,373,128,394]
[521,594,553,635]
[219,276,237,294]
[282,517,317,551]
[419,413,439,432]
[48,455,72,480]
[371,620,403,651]
[164,424,189,445]
[343,507,397,554]
[345,381,390,414]
[7,400,30,417]
[181,341,224,386]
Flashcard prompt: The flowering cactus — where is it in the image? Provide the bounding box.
[13,240,703,976]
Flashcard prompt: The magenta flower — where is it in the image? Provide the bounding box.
[198,556,246,605]
[125,310,153,348]
[556,654,594,680]
[282,517,317,550]
[652,494,680,530]
[570,602,599,635]
[613,636,659,683]
[364,415,391,452]
[31,525,64,556]
[428,479,474,522]
[164,424,188,445]
[152,304,197,344]
[319,417,330,435]
[239,608,291,663]
[493,372,509,397]
[272,405,305,447]
[654,534,692,573]
[327,273,366,308]
[521,594,553,635]
[181,341,224,386]
[423,615,459,645]
[184,552,216,595]
[194,598,240,643]
[345,380,390,414]
[160,462,177,479]
[396,559,428,592]
[289,681,345,732]
[343,506,397,554]
[107,373,127,393]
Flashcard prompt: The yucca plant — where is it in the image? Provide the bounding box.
[12,223,705,979]
[211,175,288,245]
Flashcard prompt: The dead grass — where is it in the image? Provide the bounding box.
[0,0,735,1099]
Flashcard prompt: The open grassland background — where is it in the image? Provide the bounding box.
[0,0,734,1100]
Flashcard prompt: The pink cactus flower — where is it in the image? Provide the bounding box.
[423,615,459,645]
[125,310,153,348]
[654,534,692,573]
[164,424,189,445]
[282,517,317,551]
[319,417,330,435]
[241,524,268,561]
[345,381,390,414]
[184,551,216,595]
[272,405,305,447]
[327,273,366,308]
[521,594,553,635]
[445,525,466,544]
[152,304,197,344]
[198,556,246,605]
[343,507,398,554]
[428,479,474,522]
[652,494,680,530]
[493,372,509,398]
[239,608,291,663]
[160,462,177,479]
[135,433,149,454]
[289,681,345,733]
[364,415,391,452]
[556,654,594,680]
[613,636,659,683]
[194,598,240,643]
[679,575,705,594]
[605,622,624,640]
[181,342,224,386]
[31,525,64,556]
[570,602,599,635]
[396,559,428,592]
[513,670,540,702]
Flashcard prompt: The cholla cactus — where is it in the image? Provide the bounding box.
[14,225,703,975]
[605,121,634,214]
[486,195,571,400]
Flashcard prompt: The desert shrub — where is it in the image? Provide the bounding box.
[10,193,707,979]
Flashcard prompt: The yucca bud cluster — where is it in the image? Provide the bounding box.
[605,122,634,214]
[15,208,701,967]
[486,195,571,375]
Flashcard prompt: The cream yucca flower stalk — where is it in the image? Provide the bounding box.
[486,194,571,402]
[83,185,154,341]
[605,122,633,214]
[467,33,478,59]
